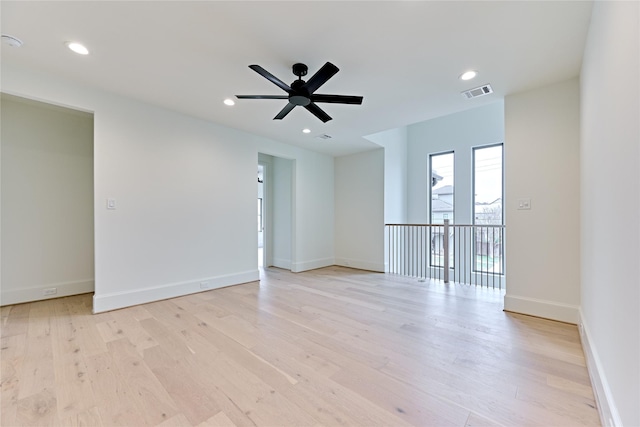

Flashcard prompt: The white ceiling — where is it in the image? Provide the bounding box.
[1,1,593,157]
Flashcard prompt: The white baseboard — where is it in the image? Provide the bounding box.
[335,257,385,273]
[0,279,94,306]
[93,270,259,313]
[292,257,334,273]
[503,294,579,324]
[578,310,622,427]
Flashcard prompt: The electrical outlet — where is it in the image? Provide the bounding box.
[43,287,57,296]
[199,281,209,289]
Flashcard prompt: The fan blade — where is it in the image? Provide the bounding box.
[305,102,332,123]
[274,103,296,120]
[236,95,289,100]
[304,62,339,94]
[311,94,363,105]
[249,65,291,93]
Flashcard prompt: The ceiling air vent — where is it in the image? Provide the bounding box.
[462,84,493,99]
[315,134,332,140]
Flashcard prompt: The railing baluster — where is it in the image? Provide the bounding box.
[463,226,467,285]
[393,225,396,274]
[390,226,393,274]
[412,226,415,277]
[474,225,478,287]
[492,227,495,289]
[443,220,449,283]
[394,226,397,275]
[480,227,487,286]
[387,226,390,273]
[405,225,408,276]
[419,225,423,279]
[410,226,413,276]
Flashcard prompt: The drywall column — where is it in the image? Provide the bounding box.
[503,78,581,323]
[271,156,293,270]
[365,127,409,224]
[580,2,640,426]
[365,127,409,272]
[1,94,94,304]
[334,148,385,271]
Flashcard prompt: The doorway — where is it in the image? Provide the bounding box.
[258,153,294,270]
[1,94,95,305]
[258,164,264,267]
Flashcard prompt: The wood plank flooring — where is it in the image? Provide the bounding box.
[1,266,601,426]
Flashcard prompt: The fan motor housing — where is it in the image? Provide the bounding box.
[289,80,310,105]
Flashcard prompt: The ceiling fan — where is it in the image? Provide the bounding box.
[236,62,363,123]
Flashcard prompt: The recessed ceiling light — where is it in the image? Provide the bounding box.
[224,98,235,106]
[66,41,89,55]
[302,128,311,134]
[460,70,477,81]
[2,34,23,48]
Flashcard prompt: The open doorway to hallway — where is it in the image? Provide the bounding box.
[258,153,294,271]
[258,164,264,267]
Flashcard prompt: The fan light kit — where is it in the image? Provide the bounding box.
[236,62,363,123]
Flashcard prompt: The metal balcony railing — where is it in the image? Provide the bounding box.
[385,220,505,289]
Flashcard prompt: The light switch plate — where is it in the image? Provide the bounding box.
[517,198,531,210]
[107,198,116,210]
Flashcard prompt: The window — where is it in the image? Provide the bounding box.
[473,144,503,273]
[429,152,454,268]
[429,152,454,224]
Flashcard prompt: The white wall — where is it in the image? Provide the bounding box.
[334,149,385,272]
[406,102,505,225]
[291,152,334,272]
[580,2,639,426]
[1,94,94,305]
[92,92,259,312]
[2,64,335,312]
[503,79,581,323]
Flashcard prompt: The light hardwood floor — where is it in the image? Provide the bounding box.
[1,266,600,426]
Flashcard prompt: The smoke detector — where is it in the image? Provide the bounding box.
[462,84,493,99]
[2,34,24,48]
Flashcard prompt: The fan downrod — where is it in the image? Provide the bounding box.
[292,63,308,79]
